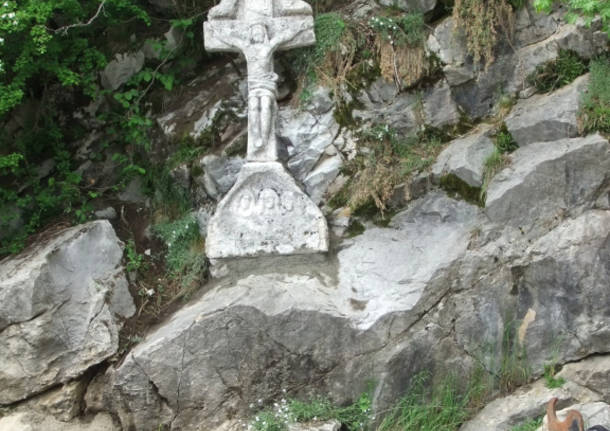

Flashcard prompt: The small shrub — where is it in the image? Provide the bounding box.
[125,239,145,273]
[543,362,566,389]
[580,56,610,133]
[453,0,515,68]
[495,127,518,153]
[528,50,588,93]
[153,213,205,293]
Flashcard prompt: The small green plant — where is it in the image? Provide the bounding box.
[153,213,206,293]
[511,417,543,431]
[528,50,588,93]
[495,127,518,153]
[543,362,566,389]
[125,239,145,273]
[480,125,518,203]
[580,56,610,133]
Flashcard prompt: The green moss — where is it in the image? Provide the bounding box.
[345,220,365,237]
[439,174,484,207]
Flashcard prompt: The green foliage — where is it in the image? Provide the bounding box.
[289,12,346,84]
[580,56,610,133]
[534,0,610,37]
[125,239,144,273]
[511,417,543,431]
[480,125,517,203]
[368,13,425,46]
[495,127,518,153]
[0,0,149,115]
[543,363,566,388]
[249,392,372,431]
[528,50,588,93]
[332,125,444,217]
[378,372,485,431]
[153,213,204,284]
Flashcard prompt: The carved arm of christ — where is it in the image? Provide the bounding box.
[204,15,314,161]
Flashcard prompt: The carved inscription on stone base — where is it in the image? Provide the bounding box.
[205,162,329,258]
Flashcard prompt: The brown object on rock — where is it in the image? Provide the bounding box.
[547,397,585,431]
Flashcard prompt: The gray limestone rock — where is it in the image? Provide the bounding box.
[205,162,329,258]
[279,90,340,182]
[94,207,117,220]
[485,134,610,229]
[194,155,245,201]
[100,52,145,91]
[118,177,148,205]
[434,5,606,118]
[505,75,589,146]
[155,63,246,140]
[431,124,495,187]
[353,78,420,133]
[86,182,610,430]
[289,421,341,431]
[377,0,436,13]
[0,412,119,431]
[558,355,610,404]
[0,221,134,405]
[303,153,343,204]
[423,80,461,129]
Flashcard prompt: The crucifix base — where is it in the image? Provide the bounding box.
[205,162,329,259]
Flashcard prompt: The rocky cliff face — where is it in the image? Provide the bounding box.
[0,1,608,430]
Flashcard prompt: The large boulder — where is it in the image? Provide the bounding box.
[505,75,589,146]
[0,411,118,431]
[0,221,135,405]
[485,134,610,229]
[90,175,610,430]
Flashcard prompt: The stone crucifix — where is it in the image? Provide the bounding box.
[204,0,315,161]
[203,0,329,259]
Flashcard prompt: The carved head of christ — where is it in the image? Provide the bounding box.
[249,23,269,44]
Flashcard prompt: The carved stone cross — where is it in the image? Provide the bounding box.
[204,0,315,161]
[203,0,329,259]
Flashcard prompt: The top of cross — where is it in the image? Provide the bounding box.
[204,0,315,53]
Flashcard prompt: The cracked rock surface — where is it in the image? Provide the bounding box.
[97,128,609,429]
[0,221,135,405]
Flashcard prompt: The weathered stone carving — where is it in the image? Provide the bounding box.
[203,0,329,258]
